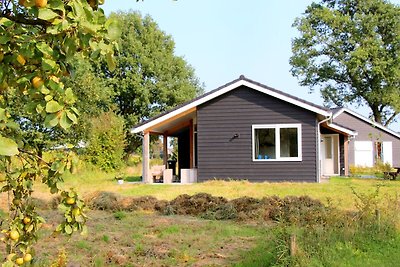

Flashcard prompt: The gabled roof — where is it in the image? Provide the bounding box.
[332,107,400,139]
[131,75,331,133]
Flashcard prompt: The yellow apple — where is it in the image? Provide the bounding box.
[32,76,44,89]
[9,230,19,241]
[66,197,75,205]
[15,258,24,266]
[23,217,31,225]
[23,253,32,262]
[16,54,26,66]
[35,0,47,8]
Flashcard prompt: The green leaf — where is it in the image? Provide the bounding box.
[41,87,51,95]
[38,8,59,21]
[66,110,78,124]
[48,0,65,13]
[45,95,53,102]
[36,104,44,114]
[56,224,63,232]
[44,113,58,128]
[42,58,58,71]
[0,136,19,156]
[64,37,77,59]
[59,111,72,130]
[65,224,73,235]
[80,21,99,35]
[5,122,19,130]
[46,100,63,113]
[70,0,85,18]
[106,52,116,72]
[36,42,54,57]
[64,88,75,104]
[0,108,5,121]
[0,17,13,27]
[71,107,80,116]
[106,18,121,41]
[0,35,11,44]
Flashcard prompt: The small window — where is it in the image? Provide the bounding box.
[325,136,332,159]
[253,124,302,161]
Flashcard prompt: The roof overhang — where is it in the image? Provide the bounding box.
[132,78,331,134]
[333,108,400,139]
[324,122,358,136]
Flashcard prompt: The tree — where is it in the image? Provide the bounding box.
[85,111,126,172]
[290,0,400,126]
[0,0,118,264]
[6,55,114,159]
[96,12,203,152]
[57,55,115,145]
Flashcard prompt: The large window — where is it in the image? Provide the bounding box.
[252,124,302,161]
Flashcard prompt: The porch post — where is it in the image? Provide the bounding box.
[163,134,168,168]
[142,131,150,183]
[344,136,349,176]
[189,119,194,169]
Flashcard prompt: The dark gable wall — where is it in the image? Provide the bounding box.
[334,112,400,166]
[197,86,319,182]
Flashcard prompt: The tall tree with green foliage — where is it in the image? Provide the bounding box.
[86,111,126,172]
[96,11,203,152]
[290,0,400,125]
[0,0,118,264]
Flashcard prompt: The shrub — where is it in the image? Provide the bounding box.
[85,111,126,172]
[126,154,141,166]
[350,161,392,176]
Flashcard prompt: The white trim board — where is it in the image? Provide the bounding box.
[326,123,358,136]
[333,108,400,139]
[251,123,302,162]
[132,78,331,133]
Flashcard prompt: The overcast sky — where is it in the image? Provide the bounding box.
[102,0,400,130]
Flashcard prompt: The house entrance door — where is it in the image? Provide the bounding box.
[321,134,339,176]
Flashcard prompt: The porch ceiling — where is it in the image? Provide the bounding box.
[146,108,196,136]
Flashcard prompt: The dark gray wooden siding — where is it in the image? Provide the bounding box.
[197,86,319,182]
[333,112,400,166]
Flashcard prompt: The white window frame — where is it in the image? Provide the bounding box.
[252,124,302,162]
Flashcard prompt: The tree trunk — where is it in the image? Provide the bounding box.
[371,105,382,124]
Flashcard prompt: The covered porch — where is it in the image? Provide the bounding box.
[320,122,357,177]
[140,108,198,184]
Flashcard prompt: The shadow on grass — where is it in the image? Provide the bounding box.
[124,175,142,182]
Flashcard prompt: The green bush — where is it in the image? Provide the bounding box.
[350,160,392,177]
[85,112,126,172]
[126,154,141,166]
